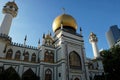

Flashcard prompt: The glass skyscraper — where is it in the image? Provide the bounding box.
[106,25,120,47]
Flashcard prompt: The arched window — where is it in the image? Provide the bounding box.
[44,51,54,63]
[24,52,29,61]
[45,51,49,62]
[15,50,21,60]
[69,51,82,69]
[6,49,13,59]
[45,69,52,80]
[49,52,54,63]
[31,53,36,62]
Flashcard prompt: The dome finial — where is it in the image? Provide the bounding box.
[12,0,15,2]
[62,8,65,14]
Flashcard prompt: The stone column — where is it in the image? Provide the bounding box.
[36,67,40,76]
[54,67,57,80]
[12,50,15,59]
[40,47,45,61]
[29,54,32,62]
[82,46,90,80]
[0,42,6,57]
[40,65,44,80]
[61,41,66,59]
[61,63,66,80]
[18,65,23,77]
[61,41,67,80]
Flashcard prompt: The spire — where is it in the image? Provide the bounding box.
[24,35,27,47]
[43,33,45,38]
[80,27,82,31]
[80,27,82,35]
[42,33,45,45]
[24,35,27,41]
[38,38,40,49]
[48,30,51,35]
[13,0,15,2]
[50,32,52,36]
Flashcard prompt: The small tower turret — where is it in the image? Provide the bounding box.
[89,32,100,58]
[42,32,55,47]
[0,1,18,35]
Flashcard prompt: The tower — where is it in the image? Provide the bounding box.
[52,13,89,80]
[89,32,104,75]
[0,1,18,35]
[0,1,18,57]
[106,25,120,47]
[89,32,100,59]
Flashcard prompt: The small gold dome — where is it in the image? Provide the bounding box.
[52,14,77,32]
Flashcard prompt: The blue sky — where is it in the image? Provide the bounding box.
[0,0,120,58]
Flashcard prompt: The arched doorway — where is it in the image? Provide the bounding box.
[45,69,52,80]
[22,68,38,80]
[74,77,79,80]
[3,67,20,80]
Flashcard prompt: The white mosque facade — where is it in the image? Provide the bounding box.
[0,1,104,80]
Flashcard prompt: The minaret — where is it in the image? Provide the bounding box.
[0,1,18,35]
[89,32,100,58]
[89,32,104,74]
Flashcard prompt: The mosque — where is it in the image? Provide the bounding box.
[0,1,104,80]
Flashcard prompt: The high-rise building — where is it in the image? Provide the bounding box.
[0,1,104,80]
[106,25,120,47]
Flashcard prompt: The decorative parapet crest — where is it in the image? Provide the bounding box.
[42,33,55,48]
[0,33,12,43]
[11,42,38,50]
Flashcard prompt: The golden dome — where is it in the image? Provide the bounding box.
[52,14,77,32]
